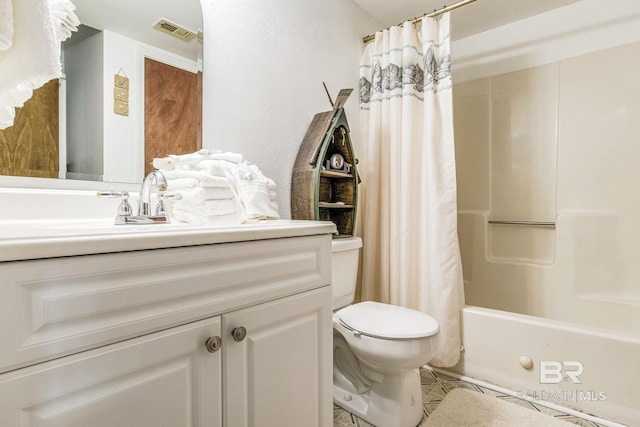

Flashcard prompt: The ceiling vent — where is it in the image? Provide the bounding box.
[153,19,196,41]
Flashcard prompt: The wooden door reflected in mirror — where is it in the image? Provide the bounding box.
[144,58,202,176]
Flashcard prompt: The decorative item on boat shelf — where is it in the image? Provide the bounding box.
[326,153,351,173]
[291,83,360,238]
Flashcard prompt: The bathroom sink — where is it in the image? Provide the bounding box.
[39,220,193,233]
[0,218,336,262]
[0,187,337,262]
[0,218,333,241]
[3,218,328,238]
[0,219,205,240]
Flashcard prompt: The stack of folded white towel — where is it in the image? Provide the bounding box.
[49,0,80,41]
[153,149,279,225]
[0,0,79,129]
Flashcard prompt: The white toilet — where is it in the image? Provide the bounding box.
[332,237,440,427]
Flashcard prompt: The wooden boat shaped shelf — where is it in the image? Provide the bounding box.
[291,88,359,238]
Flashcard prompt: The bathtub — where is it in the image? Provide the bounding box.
[448,306,640,427]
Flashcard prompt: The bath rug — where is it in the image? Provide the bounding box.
[423,388,573,427]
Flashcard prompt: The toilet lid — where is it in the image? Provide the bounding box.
[336,301,439,339]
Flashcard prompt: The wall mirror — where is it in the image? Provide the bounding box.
[0,0,203,186]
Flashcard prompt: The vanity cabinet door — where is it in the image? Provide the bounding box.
[222,285,333,427]
[0,317,222,427]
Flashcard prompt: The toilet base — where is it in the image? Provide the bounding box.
[333,367,424,427]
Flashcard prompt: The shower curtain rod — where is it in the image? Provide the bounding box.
[362,0,477,43]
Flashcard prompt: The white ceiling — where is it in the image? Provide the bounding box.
[353,0,582,40]
[71,0,202,60]
[69,0,583,57]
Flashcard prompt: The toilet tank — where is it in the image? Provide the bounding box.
[332,237,362,310]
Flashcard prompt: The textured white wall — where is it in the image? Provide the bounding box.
[200,0,380,218]
[102,31,140,184]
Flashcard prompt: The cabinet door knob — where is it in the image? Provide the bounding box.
[205,336,222,353]
[231,327,247,342]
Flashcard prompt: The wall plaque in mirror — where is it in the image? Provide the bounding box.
[0,0,203,186]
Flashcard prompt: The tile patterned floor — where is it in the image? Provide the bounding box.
[333,368,610,427]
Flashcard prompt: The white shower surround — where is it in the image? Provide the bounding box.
[451,1,640,425]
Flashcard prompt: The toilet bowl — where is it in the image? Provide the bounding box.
[331,237,440,427]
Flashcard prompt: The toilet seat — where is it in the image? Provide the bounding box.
[336,301,439,340]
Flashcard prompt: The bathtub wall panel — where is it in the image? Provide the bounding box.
[558,42,640,303]
[557,42,640,214]
[453,78,491,213]
[454,41,640,334]
[490,64,558,223]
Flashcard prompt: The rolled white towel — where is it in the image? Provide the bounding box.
[246,164,277,191]
[196,159,236,177]
[48,0,79,42]
[0,0,62,129]
[193,174,230,188]
[235,179,280,223]
[172,199,237,217]
[0,0,13,52]
[203,150,244,164]
[172,210,238,226]
[170,209,202,225]
[223,162,277,191]
[163,170,230,188]
[0,86,32,128]
[153,149,244,171]
[165,177,199,190]
[202,199,237,216]
[153,157,176,170]
[177,186,235,203]
[247,164,266,179]
[156,150,280,225]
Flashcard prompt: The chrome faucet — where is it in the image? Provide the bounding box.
[98,171,177,225]
[138,170,168,216]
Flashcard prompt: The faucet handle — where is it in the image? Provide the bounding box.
[116,193,133,217]
[157,192,182,200]
[155,192,182,217]
[97,191,133,223]
[96,191,128,198]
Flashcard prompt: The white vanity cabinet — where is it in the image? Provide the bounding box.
[0,317,224,426]
[223,286,332,427]
[0,231,333,427]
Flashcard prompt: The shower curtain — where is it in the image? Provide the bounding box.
[358,14,463,367]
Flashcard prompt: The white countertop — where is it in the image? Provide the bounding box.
[0,219,336,262]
